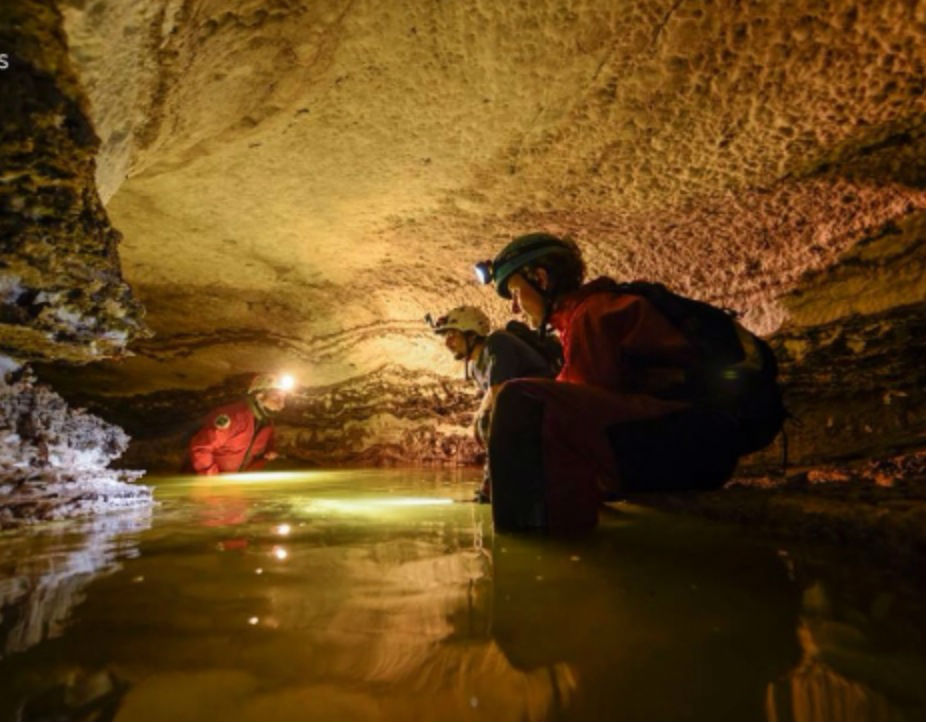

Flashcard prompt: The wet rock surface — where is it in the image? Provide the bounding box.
[736,300,926,472]
[0,373,150,528]
[625,451,926,574]
[0,1,147,365]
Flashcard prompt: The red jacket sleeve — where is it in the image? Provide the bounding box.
[558,294,692,392]
[189,417,233,475]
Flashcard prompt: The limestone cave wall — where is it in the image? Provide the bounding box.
[1,0,924,485]
[78,365,483,472]
[0,1,150,524]
[0,1,146,365]
[742,209,925,474]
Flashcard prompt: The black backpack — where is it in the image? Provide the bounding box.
[603,280,787,455]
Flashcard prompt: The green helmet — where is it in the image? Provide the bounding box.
[490,233,580,298]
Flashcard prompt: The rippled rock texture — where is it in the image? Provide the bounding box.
[3,0,925,481]
[69,365,483,471]
[738,209,925,470]
[0,374,150,527]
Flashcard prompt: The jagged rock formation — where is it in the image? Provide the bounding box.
[0,374,151,527]
[0,2,149,523]
[0,1,146,365]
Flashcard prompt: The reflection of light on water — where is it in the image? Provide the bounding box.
[383,498,454,506]
[191,471,324,484]
[0,507,153,657]
[248,616,259,626]
[275,523,291,536]
[229,472,303,483]
[307,497,455,515]
[272,546,288,560]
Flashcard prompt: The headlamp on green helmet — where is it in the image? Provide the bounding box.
[473,260,494,285]
[487,233,580,299]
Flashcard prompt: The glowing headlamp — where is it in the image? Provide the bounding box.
[473,260,494,285]
[424,313,450,333]
[278,374,295,391]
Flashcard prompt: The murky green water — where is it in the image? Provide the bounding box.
[1,469,923,722]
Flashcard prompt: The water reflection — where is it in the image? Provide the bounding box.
[0,472,922,722]
[766,581,926,722]
[489,520,804,721]
[0,508,151,658]
[109,479,575,722]
[488,521,925,722]
[189,477,251,528]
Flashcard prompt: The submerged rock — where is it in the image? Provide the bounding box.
[0,370,151,527]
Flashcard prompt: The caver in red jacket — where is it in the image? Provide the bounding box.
[489,278,740,533]
[189,398,275,475]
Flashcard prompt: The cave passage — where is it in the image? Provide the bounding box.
[1,468,923,722]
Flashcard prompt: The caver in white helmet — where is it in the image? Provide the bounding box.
[429,306,491,338]
[248,373,293,395]
[426,306,492,378]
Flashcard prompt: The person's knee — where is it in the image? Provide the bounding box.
[488,381,549,531]
[489,380,539,439]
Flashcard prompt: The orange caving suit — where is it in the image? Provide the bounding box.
[189,399,275,475]
[488,278,740,533]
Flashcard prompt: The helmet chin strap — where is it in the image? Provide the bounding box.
[462,334,475,381]
[249,394,269,420]
[521,272,556,339]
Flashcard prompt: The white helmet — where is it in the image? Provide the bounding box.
[248,373,294,395]
[430,306,490,337]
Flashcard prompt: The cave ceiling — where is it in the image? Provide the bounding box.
[56,0,926,393]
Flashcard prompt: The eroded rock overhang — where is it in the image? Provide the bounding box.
[6,0,926,471]
[1,1,151,525]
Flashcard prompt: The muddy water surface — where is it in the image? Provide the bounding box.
[0,469,923,721]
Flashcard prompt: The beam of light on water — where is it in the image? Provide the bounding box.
[375,497,454,506]
[185,471,330,485]
[306,497,455,515]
